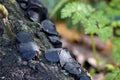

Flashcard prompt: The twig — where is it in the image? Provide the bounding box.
[49,0,68,19]
[0,4,16,40]
[90,33,99,68]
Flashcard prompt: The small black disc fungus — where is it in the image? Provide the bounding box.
[41,20,58,35]
[64,62,81,76]
[21,50,36,60]
[45,48,61,62]
[18,42,39,60]
[16,0,29,10]
[16,31,33,43]
[79,76,91,80]
[26,9,40,22]
[48,36,61,44]
[17,0,48,22]
[48,36,62,48]
[26,5,47,22]
[19,42,39,53]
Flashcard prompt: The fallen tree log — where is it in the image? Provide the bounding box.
[0,0,90,80]
[0,0,75,80]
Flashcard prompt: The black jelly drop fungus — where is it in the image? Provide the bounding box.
[45,48,60,62]
[16,0,29,10]
[17,0,48,22]
[48,36,62,48]
[19,42,39,53]
[26,6,47,22]
[41,20,58,35]
[79,76,91,80]
[48,36,61,44]
[16,31,33,43]
[21,51,36,60]
[27,9,40,22]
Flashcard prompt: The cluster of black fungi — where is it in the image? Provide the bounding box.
[16,0,91,80]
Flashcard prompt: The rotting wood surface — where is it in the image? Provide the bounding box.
[0,0,74,80]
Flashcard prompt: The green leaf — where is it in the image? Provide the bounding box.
[112,37,120,63]
[84,20,98,34]
[106,72,117,80]
[61,2,76,18]
[106,69,120,80]
[72,11,82,24]
[61,1,113,41]
[97,27,112,42]
[61,2,94,24]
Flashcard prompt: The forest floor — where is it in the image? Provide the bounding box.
[56,22,113,80]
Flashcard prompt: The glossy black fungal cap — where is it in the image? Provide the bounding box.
[26,0,48,22]
[53,43,62,48]
[16,31,33,43]
[79,76,91,80]
[17,0,48,22]
[41,20,58,35]
[48,36,61,44]
[59,49,73,67]
[64,62,81,75]
[26,6,48,22]
[48,36,62,48]
[26,9,40,22]
[45,48,61,62]
[19,42,39,60]
[16,0,29,10]
[21,50,36,60]
[19,42,39,53]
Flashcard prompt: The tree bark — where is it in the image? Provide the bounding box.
[0,0,74,80]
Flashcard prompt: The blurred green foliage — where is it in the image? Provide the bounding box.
[40,0,120,79]
[112,37,120,63]
[39,0,60,13]
[61,1,112,41]
[106,68,120,80]
[60,0,120,79]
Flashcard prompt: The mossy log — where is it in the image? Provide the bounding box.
[0,0,74,80]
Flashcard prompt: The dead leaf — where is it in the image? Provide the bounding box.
[56,22,81,42]
[101,39,112,54]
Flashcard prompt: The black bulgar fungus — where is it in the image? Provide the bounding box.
[59,49,91,79]
[16,31,33,43]
[59,49,73,67]
[17,0,48,22]
[21,50,36,60]
[41,20,58,35]
[19,42,39,53]
[48,36,62,48]
[16,1,92,79]
[26,9,39,22]
[64,62,82,76]
[16,0,29,10]
[19,42,40,60]
[48,36,61,44]
[54,43,62,48]
[26,4,48,22]
[79,76,91,80]
[45,48,61,62]
[59,49,81,75]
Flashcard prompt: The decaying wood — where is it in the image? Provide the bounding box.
[0,0,74,80]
